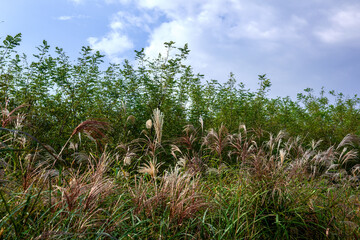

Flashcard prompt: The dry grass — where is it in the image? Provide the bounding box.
[57,120,110,162]
[152,108,164,145]
[1,99,28,128]
[54,151,113,211]
[1,107,360,239]
[129,166,207,225]
[203,124,230,165]
[138,158,163,179]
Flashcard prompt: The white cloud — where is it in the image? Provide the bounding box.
[68,0,84,4]
[57,15,89,21]
[112,11,156,31]
[140,0,309,49]
[87,10,150,58]
[58,16,73,21]
[87,0,360,97]
[88,9,161,58]
[88,32,134,57]
[315,5,360,44]
[137,0,195,14]
[110,21,124,30]
[104,0,132,4]
[137,0,311,88]
[144,20,195,56]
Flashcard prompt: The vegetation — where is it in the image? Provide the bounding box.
[1,34,360,239]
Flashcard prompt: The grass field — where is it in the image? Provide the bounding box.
[1,109,360,239]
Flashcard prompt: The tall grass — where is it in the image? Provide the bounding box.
[1,108,360,239]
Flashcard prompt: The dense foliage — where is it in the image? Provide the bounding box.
[1,34,360,150]
[1,34,360,239]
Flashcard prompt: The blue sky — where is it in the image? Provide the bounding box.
[1,0,360,99]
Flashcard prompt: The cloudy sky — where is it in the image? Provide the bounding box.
[1,0,360,98]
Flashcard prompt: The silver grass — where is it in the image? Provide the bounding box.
[152,108,164,144]
[338,134,360,149]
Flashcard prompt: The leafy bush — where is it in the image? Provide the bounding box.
[1,33,360,239]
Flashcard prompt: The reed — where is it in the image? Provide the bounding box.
[1,107,360,239]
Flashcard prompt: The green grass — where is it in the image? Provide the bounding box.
[1,33,360,239]
[1,108,360,239]
[1,131,360,239]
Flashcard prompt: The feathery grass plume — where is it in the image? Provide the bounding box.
[126,115,136,124]
[199,116,204,133]
[175,155,205,175]
[83,175,113,212]
[203,124,230,165]
[0,127,62,169]
[279,149,286,166]
[302,146,335,179]
[20,146,58,191]
[338,147,357,166]
[286,138,358,181]
[55,174,87,212]
[145,119,152,129]
[229,124,256,165]
[178,125,197,151]
[239,124,247,134]
[176,157,187,169]
[173,125,207,175]
[152,108,164,144]
[57,120,109,160]
[351,164,360,177]
[116,142,139,167]
[88,150,113,181]
[170,144,183,160]
[130,166,207,225]
[138,158,163,179]
[161,167,207,224]
[123,156,131,166]
[0,99,29,128]
[265,130,286,156]
[243,131,307,194]
[137,157,164,212]
[137,132,159,158]
[72,152,90,165]
[128,175,166,219]
[311,139,323,150]
[177,124,198,154]
[71,120,109,140]
[284,136,305,160]
[338,134,360,149]
[69,141,78,151]
[0,100,29,151]
[137,110,165,161]
[53,150,114,219]
[173,125,207,174]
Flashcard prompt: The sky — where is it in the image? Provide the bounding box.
[1,0,360,99]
